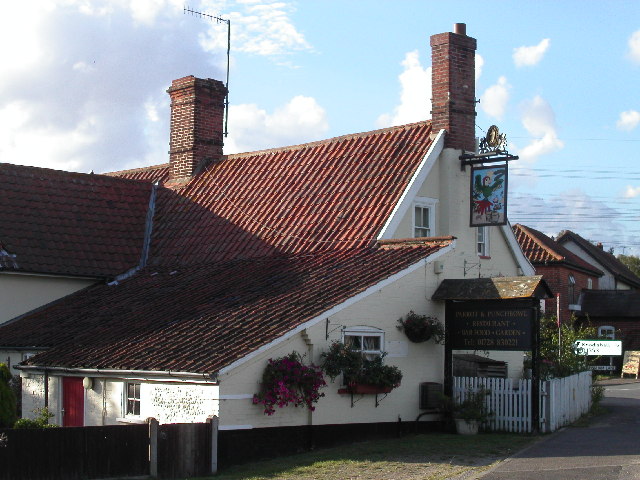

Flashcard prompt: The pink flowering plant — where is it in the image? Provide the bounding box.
[253,352,326,416]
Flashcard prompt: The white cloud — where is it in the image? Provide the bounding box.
[376,50,431,128]
[199,1,311,57]
[617,110,640,131]
[627,30,640,64]
[480,76,511,120]
[624,186,640,198]
[513,38,550,67]
[475,54,484,81]
[517,95,564,163]
[225,95,328,153]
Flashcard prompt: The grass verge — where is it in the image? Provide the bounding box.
[200,433,536,480]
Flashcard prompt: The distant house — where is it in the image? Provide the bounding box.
[513,224,602,324]
[557,230,640,291]
[0,24,535,439]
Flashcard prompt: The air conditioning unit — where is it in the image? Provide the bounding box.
[419,382,443,410]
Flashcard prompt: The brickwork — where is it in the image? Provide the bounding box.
[537,264,599,324]
[430,27,477,152]
[167,76,227,183]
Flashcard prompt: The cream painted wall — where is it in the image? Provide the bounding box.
[0,273,96,324]
[219,261,449,429]
[392,148,522,279]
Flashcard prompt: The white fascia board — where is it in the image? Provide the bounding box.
[500,221,535,276]
[219,239,456,375]
[377,129,445,240]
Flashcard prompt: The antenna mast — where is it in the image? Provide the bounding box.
[184,5,231,137]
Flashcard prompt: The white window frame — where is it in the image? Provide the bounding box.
[413,197,437,238]
[342,326,385,360]
[124,382,141,417]
[598,325,615,339]
[477,226,490,257]
[587,278,593,289]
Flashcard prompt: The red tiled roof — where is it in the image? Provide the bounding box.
[556,230,640,288]
[105,163,169,185]
[119,121,434,265]
[6,243,449,373]
[0,163,153,277]
[513,224,602,276]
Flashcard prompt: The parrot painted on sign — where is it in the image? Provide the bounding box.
[473,170,505,215]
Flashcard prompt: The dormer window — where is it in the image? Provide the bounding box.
[413,197,437,238]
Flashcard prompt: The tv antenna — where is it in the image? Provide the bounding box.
[184,5,231,137]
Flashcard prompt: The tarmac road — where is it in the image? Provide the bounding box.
[479,379,640,480]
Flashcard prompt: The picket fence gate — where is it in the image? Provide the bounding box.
[453,370,592,433]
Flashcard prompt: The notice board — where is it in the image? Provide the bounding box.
[448,300,533,351]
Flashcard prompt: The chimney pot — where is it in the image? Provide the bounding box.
[453,23,466,35]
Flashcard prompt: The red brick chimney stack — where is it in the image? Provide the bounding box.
[430,23,477,152]
[167,76,227,184]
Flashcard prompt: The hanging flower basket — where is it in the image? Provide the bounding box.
[397,311,444,344]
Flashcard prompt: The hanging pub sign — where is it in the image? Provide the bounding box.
[449,300,533,351]
[470,164,507,227]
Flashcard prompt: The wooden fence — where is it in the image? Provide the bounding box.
[0,419,216,480]
[453,371,592,433]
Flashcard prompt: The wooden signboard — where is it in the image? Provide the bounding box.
[621,351,640,379]
[448,301,533,351]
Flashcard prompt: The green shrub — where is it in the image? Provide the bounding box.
[13,407,57,429]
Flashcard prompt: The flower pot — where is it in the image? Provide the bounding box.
[454,418,480,435]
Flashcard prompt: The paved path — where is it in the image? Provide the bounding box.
[480,379,640,480]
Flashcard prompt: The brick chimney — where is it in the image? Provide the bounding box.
[167,76,227,184]
[430,23,477,152]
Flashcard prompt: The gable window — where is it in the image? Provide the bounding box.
[413,198,437,238]
[125,382,141,416]
[343,327,384,361]
[477,227,490,257]
[598,326,615,339]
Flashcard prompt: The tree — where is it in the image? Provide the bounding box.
[0,363,17,428]
[538,317,599,379]
[617,254,640,278]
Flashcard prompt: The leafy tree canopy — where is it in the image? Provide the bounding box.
[617,254,640,278]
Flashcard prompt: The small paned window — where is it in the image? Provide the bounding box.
[126,383,141,416]
[414,205,431,237]
[343,328,384,361]
[477,227,489,257]
[587,278,593,289]
[568,275,576,304]
[598,326,615,339]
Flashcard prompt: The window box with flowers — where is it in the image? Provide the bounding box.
[397,311,445,344]
[321,341,402,395]
[252,352,326,416]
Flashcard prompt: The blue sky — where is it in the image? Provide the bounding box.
[2,1,640,254]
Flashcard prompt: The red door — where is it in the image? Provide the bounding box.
[62,377,84,427]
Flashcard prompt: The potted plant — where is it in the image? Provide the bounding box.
[453,387,492,435]
[397,311,445,343]
[321,341,402,394]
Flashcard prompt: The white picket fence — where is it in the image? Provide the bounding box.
[453,370,592,433]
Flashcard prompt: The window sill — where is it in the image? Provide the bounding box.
[478,255,491,260]
[116,417,146,424]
